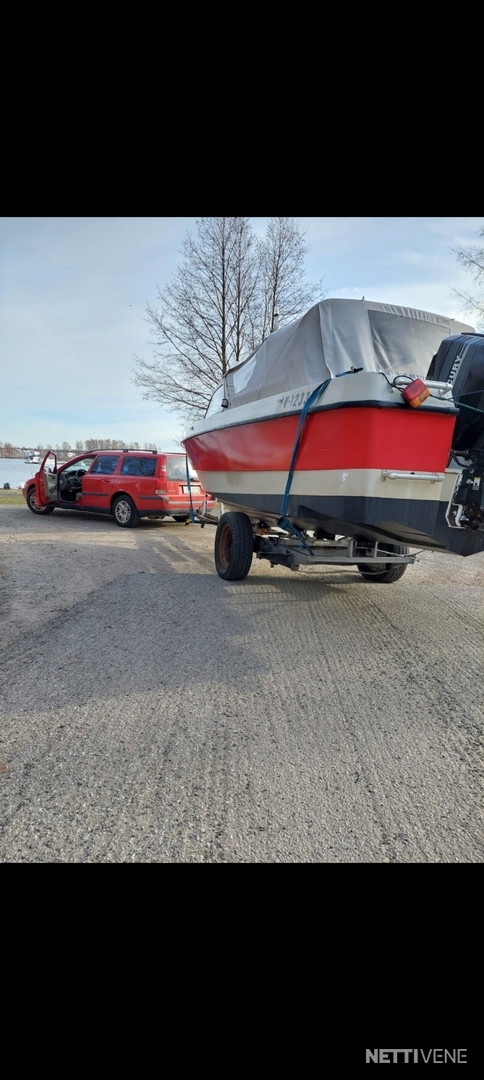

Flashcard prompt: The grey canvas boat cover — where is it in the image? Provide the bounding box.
[225,299,474,406]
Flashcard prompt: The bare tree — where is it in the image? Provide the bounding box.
[133,217,325,425]
[248,217,326,346]
[133,217,259,426]
[453,224,484,328]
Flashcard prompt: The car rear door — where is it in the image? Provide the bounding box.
[117,454,158,510]
[82,454,121,511]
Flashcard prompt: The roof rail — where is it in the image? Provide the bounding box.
[88,448,159,454]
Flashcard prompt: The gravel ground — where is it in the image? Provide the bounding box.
[1,504,483,863]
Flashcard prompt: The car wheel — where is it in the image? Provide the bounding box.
[112,494,139,528]
[357,543,408,583]
[26,486,55,515]
[214,512,254,580]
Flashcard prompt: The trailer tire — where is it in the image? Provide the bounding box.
[215,512,254,581]
[357,543,409,583]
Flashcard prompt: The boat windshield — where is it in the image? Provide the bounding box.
[205,385,225,417]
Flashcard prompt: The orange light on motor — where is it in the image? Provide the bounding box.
[402,378,431,408]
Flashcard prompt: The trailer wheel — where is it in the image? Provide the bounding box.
[215,512,254,580]
[357,543,409,583]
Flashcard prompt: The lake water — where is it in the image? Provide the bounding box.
[0,459,49,489]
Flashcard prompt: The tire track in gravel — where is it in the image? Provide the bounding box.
[272,582,484,863]
[1,507,483,862]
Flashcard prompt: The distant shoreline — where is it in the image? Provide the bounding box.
[0,456,68,462]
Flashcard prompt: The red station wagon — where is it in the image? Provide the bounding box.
[22,449,217,527]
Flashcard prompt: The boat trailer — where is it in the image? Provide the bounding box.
[253,532,416,572]
[185,497,416,582]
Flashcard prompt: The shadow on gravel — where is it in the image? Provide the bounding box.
[0,556,377,717]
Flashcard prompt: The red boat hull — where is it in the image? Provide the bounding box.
[186,404,455,474]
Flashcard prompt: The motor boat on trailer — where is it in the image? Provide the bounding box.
[182,299,484,580]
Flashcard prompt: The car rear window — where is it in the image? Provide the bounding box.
[91,455,120,475]
[120,456,156,477]
[166,457,187,480]
[166,456,199,481]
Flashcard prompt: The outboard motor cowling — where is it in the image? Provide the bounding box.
[427,333,484,453]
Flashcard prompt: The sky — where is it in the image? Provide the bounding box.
[1,216,482,451]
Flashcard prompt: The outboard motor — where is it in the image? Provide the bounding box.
[427,333,484,451]
[427,333,484,530]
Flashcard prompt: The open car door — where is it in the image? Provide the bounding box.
[35,450,58,507]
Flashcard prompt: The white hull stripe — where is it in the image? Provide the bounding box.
[202,468,459,502]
